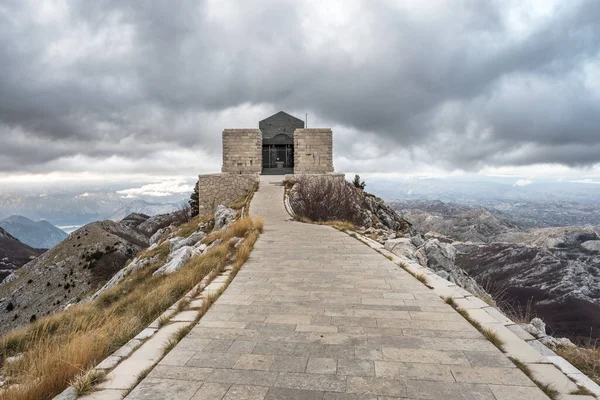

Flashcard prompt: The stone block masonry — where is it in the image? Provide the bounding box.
[197,173,259,216]
[222,129,262,174]
[294,128,334,174]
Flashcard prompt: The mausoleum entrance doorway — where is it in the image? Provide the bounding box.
[262,133,294,175]
[262,144,293,174]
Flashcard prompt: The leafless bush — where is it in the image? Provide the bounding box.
[173,203,193,223]
[292,176,360,224]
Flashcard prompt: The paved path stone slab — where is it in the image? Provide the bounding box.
[125,177,549,399]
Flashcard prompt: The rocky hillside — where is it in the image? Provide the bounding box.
[0,215,68,248]
[456,240,600,341]
[0,212,180,335]
[0,228,44,283]
[388,199,600,341]
[391,199,521,242]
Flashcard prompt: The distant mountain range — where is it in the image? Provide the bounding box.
[0,227,44,283]
[0,215,68,249]
[0,192,183,228]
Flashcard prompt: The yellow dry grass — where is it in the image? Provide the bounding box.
[0,216,265,400]
[203,216,264,245]
[295,217,356,232]
[553,344,600,385]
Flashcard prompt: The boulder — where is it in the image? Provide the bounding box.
[214,205,236,230]
[582,240,600,253]
[410,235,425,247]
[153,246,193,276]
[170,232,206,252]
[192,242,208,256]
[150,227,169,245]
[384,238,418,261]
[531,317,547,336]
[423,239,456,272]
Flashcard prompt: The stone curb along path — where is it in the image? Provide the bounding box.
[54,262,236,400]
[352,232,600,399]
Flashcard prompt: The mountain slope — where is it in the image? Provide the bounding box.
[388,199,600,341]
[0,227,44,283]
[0,215,68,248]
[392,199,521,242]
[0,212,179,334]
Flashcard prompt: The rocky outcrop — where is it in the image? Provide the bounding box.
[521,318,575,347]
[214,205,236,230]
[383,235,486,297]
[153,246,193,276]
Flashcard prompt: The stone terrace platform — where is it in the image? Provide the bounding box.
[126,177,551,399]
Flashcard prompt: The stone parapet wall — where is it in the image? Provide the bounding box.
[293,129,334,174]
[222,129,262,174]
[197,173,259,216]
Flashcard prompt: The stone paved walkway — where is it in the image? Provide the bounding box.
[126,177,550,399]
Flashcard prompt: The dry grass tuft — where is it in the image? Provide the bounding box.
[509,357,559,399]
[203,216,263,246]
[295,217,356,232]
[480,327,504,349]
[137,242,170,264]
[444,298,505,352]
[553,344,600,385]
[70,368,106,395]
[571,385,595,395]
[415,273,429,285]
[443,296,457,308]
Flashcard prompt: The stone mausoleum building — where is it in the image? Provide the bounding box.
[198,111,336,215]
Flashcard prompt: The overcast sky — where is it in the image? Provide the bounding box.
[0,0,599,195]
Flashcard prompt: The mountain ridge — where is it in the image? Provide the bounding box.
[0,215,68,249]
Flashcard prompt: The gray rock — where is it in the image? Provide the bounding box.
[423,239,456,271]
[2,271,18,285]
[153,246,192,276]
[410,235,424,247]
[150,227,169,245]
[171,232,206,252]
[214,205,236,230]
[531,317,547,336]
[582,240,600,252]
[384,238,418,261]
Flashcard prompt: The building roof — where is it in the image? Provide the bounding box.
[259,111,305,141]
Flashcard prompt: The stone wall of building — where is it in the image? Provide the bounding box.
[197,173,259,216]
[222,129,262,174]
[293,129,334,174]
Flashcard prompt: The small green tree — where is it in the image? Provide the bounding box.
[189,181,199,217]
[352,174,366,190]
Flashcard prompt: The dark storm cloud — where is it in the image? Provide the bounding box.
[0,0,599,174]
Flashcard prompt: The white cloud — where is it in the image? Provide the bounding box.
[117,180,194,198]
[513,179,533,187]
[572,179,600,185]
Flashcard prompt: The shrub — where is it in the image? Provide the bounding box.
[292,176,360,224]
[189,181,200,218]
[352,174,366,190]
